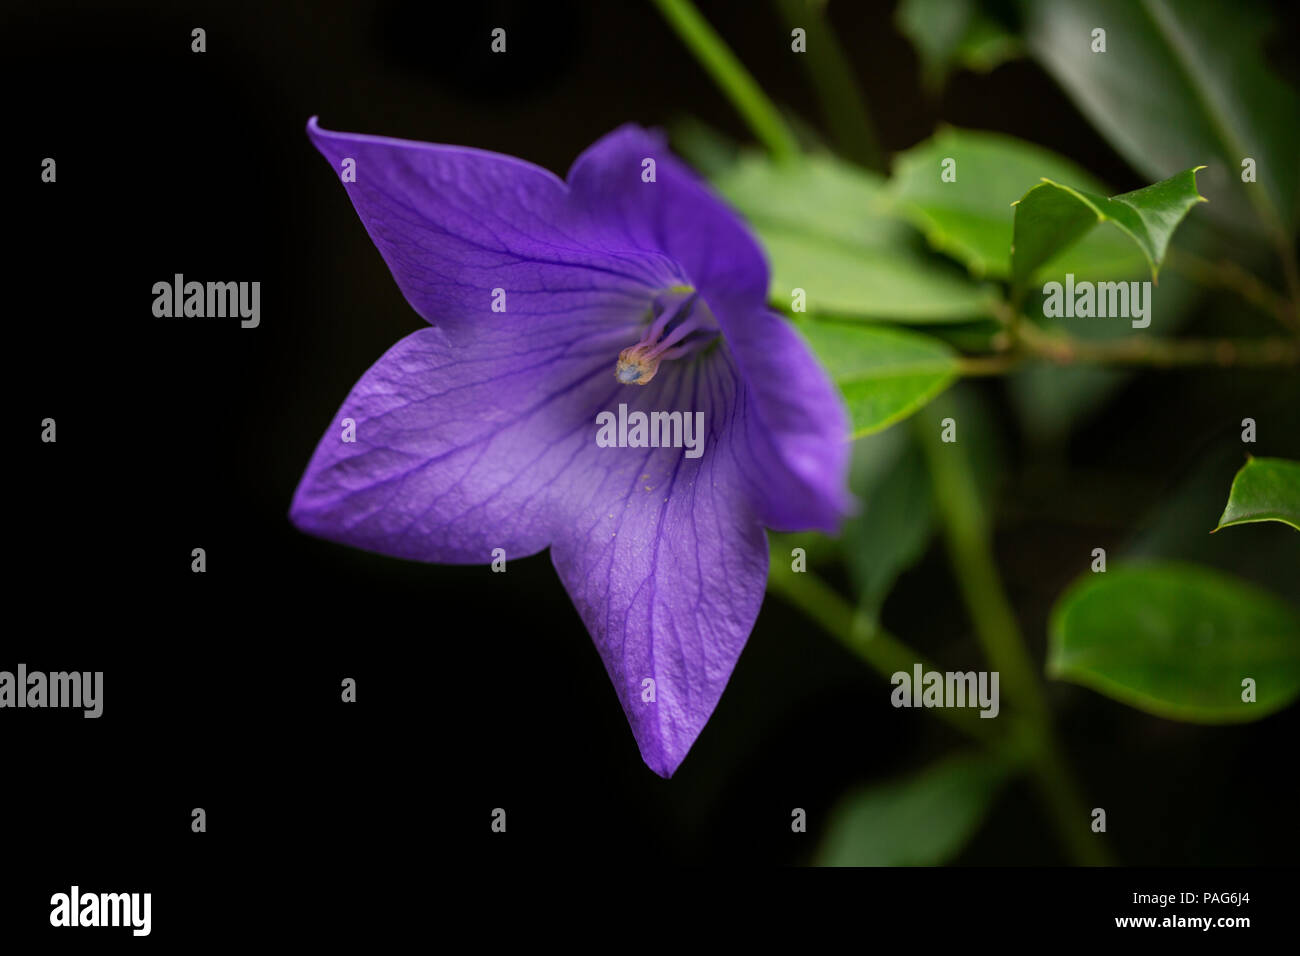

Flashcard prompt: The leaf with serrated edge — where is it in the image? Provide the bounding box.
[1214,457,1300,533]
[1023,0,1300,233]
[1011,167,1207,286]
[891,127,1150,280]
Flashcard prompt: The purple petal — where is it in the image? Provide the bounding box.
[716,305,852,532]
[306,117,684,346]
[549,357,769,777]
[292,322,770,777]
[297,120,852,777]
[566,124,770,311]
[290,325,632,562]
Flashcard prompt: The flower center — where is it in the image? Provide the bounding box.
[616,289,719,386]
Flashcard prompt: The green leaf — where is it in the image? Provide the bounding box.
[816,754,1009,866]
[796,320,959,437]
[768,530,841,570]
[1022,0,1300,234]
[957,14,1022,72]
[1125,441,1300,600]
[1011,168,1207,287]
[761,232,995,321]
[1049,562,1300,722]
[712,151,995,321]
[891,127,1150,280]
[1215,457,1300,532]
[713,151,900,248]
[896,0,1020,92]
[842,430,935,621]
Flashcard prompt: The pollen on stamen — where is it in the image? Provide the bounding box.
[616,345,659,385]
[617,288,717,385]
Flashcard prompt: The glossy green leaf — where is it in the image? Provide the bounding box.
[1022,0,1300,233]
[1124,441,1300,599]
[1011,168,1206,286]
[760,232,995,321]
[891,127,1149,280]
[712,151,902,249]
[896,0,1020,91]
[817,754,1009,866]
[1215,457,1300,532]
[796,320,958,437]
[712,152,996,321]
[1049,563,1300,722]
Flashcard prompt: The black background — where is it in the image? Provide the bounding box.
[5,0,1299,940]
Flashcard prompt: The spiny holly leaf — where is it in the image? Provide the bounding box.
[1011,168,1207,287]
[1214,456,1300,533]
[1022,0,1300,234]
[1049,562,1300,723]
[1124,444,1300,600]
[891,127,1148,280]
[795,320,958,437]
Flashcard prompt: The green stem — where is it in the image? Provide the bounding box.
[771,0,884,171]
[1166,248,1297,333]
[1272,231,1300,333]
[955,354,1021,376]
[767,555,1011,752]
[914,409,1112,866]
[968,301,1300,372]
[651,0,802,163]
[1014,320,1300,369]
[914,412,1045,719]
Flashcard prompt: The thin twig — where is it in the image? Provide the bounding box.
[1167,247,1298,333]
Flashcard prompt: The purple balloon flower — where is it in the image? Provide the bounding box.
[292,118,850,776]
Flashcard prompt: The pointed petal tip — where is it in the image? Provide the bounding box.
[286,492,322,540]
[640,744,683,779]
[650,764,677,780]
[304,115,331,143]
